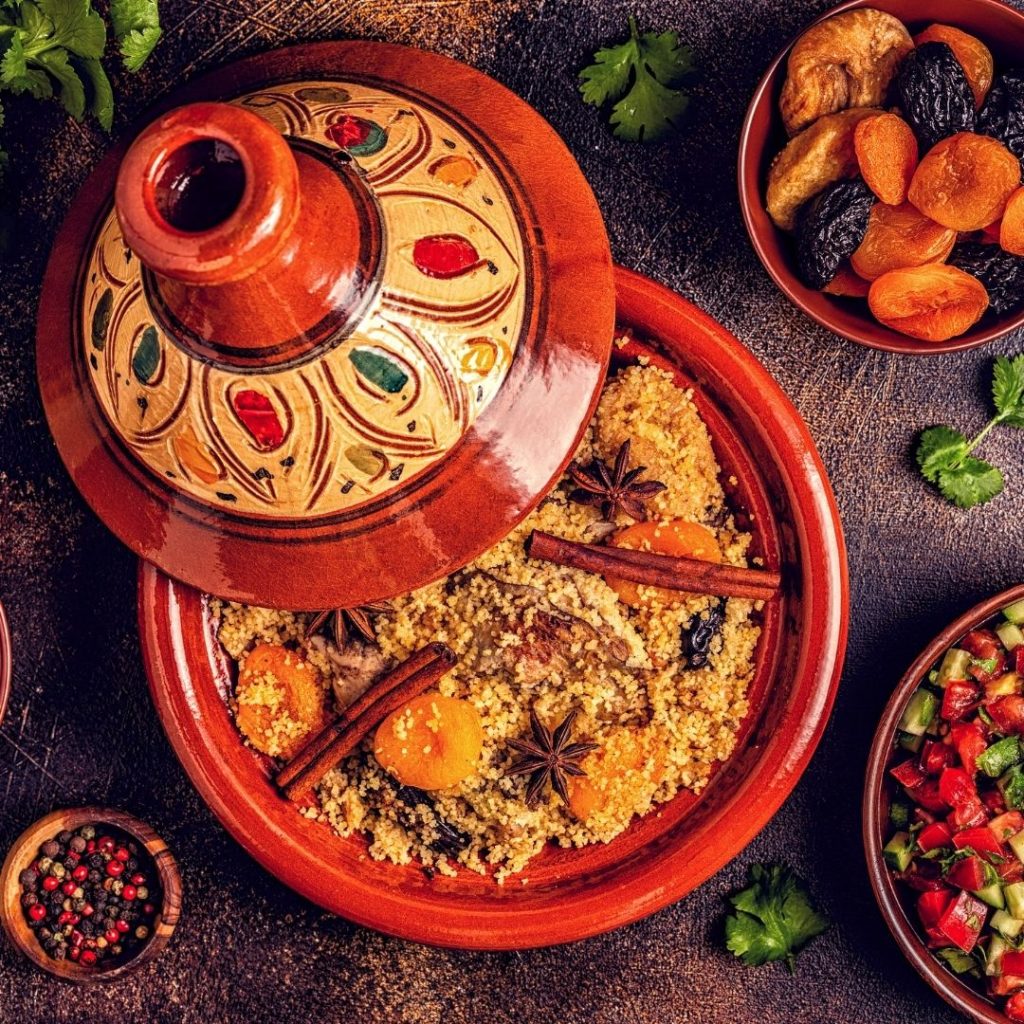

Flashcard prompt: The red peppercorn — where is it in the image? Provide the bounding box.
[57,910,73,925]
[28,904,46,922]
[42,876,59,892]
[72,865,88,882]
[98,837,114,853]
[114,847,129,863]
[143,903,154,915]
[115,919,129,934]
[121,885,136,901]
[68,946,80,961]
[86,839,96,853]
[66,851,80,864]
[130,873,145,886]
[61,880,76,896]
[82,904,94,917]
[105,928,119,943]
[105,860,124,878]
[80,949,97,966]
[71,930,83,946]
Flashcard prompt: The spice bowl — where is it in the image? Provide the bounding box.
[864,583,1024,1024]
[737,0,1024,354]
[0,807,181,981]
[0,599,11,727]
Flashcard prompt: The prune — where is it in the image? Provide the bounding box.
[896,42,976,152]
[979,69,1024,162]
[780,9,913,136]
[796,179,875,289]
[949,242,1024,315]
[854,112,918,205]
[868,264,989,340]
[851,202,955,280]
[914,25,993,109]
[767,107,877,231]
[1001,188,1024,256]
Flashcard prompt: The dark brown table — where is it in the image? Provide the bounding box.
[1,0,1021,1020]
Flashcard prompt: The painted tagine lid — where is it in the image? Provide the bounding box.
[36,41,615,609]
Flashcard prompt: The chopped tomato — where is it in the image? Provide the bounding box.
[994,976,1024,998]
[942,679,982,721]
[984,788,1008,816]
[937,890,988,952]
[946,855,987,891]
[901,862,947,891]
[948,798,989,830]
[1017,647,1024,676]
[912,780,949,812]
[953,826,1005,860]
[918,821,954,853]
[989,696,1024,734]
[1007,991,1024,1021]
[891,758,927,789]
[939,767,978,808]
[921,739,957,775]
[999,859,1024,884]
[989,811,1024,843]
[1004,953,1024,978]
[924,924,949,948]
[913,806,939,825]
[964,630,1008,683]
[951,722,988,775]
[917,888,953,928]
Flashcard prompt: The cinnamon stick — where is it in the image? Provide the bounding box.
[276,642,457,801]
[525,530,780,602]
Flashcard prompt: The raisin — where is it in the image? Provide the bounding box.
[682,602,724,669]
[896,42,976,153]
[979,69,1024,165]
[796,179,875,289]
[949,242,1024,316]
[868,264,988,341]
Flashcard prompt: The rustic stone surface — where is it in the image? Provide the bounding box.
[0,0,1022,1021]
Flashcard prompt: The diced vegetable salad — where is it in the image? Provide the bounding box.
[885,599,1024,1020]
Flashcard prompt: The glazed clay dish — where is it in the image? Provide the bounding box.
[739,0,1024,354]
[141,267,849,949]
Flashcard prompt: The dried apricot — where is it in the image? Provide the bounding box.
[822,262,870,297]
[914,25,994,109]
[1001,187,1024,255]
[374,692,483,791]
[868,264,989,340]
[766,107,878,230]
[908,133,1020,231]
[850,202,956,280]
[854,113,918,205]
[780,9,913,135]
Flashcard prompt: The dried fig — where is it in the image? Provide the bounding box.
[854,112,918,205]
[796,179,875,289]
[767,107,878,230]
[868,263,989,340]
[913,25,993,109]
[851,202,956,280]
[908,132,1020,231]
[780,9,913,136]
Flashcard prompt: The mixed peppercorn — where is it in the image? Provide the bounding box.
[18,823,161,968]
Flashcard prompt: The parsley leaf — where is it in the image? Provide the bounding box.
[110,0,161,72]
[579,15,694,143]
[994,354,1024,429]
[724,863,829,971]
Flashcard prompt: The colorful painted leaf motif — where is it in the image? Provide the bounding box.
[349,347,409,394]
[345,444,386,477]
[428,155,479,188]
[460,337,499,376]
[131,326,161,384]
[412,234,485,279]
[325,115,387,156]
[91,288,113,350]
[173,427,224,484]
[296,85,351,104]
[231,389,286,451]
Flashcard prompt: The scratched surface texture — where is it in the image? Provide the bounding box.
[0,0,1022,1021]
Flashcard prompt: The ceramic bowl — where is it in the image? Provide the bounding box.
[864,583,1024,1024]
[0,807,182,981]
[0,600,10,727]
[738,0,1024,354]
[138,266,848,949]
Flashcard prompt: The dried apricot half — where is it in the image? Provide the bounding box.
[868,264,989,340]
[1000,187,1024,256]
[854,113,918,205]
[780,9,913,135]
[850,202,956,280]
[822,262,870,297]
[908,133,1020,232]
[766,106,879,230]
[914,24,994,109]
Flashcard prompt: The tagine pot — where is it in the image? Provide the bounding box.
[37,41,615,609]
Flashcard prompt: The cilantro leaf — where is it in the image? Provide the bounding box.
[37,47,84,118]
[579,15,694,143]
[110,0,160,71]
[937,457,1004,509]
[994,354,1024,429]
[37,0,106,59]
[916,425,969,484]
[724,864,828,971]
[80,54,110,129]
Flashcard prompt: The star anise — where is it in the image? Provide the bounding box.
[568,439,666,521]
[505,706,599,806]
[305,601,392,648]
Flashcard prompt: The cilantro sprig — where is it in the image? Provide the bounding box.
[724,863,829,972]
[916,354,1024,509]
[579,15,694,143]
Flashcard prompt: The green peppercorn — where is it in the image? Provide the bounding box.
[37,857,52,874]
[50,863,65,879]
[135,886,149,901]
[77,825,96,841]
[134,926,149,940]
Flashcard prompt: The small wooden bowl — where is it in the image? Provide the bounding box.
[0,600,11,727]
[738,0,1024,355]
[864,583,1024,1024]
[0,808,182,982]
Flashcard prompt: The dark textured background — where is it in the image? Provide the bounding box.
[0,0,1022,1021]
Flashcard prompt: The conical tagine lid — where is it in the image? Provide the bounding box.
[36,41,615,609]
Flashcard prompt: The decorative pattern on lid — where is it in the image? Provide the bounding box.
[81,80,527,516]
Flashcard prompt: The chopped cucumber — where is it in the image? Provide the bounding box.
[889,799,911,830]
[1011,830,1024,865]
[938,649,972,687]
[1001,766,1024,811]
[997,622,1024,652]
[1003,600,1024,626]
[899,731,925,753]
[938,947,979,975]
[900,688,939,737]
[987,933,1009,975]
[976,880,1006,910]
[883,831,914,872]
[1006,881,1024,920]
[979,737,1023,778]
[993,909,1024,940]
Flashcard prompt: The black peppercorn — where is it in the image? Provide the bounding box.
[88,853,104,869]
[18,868,38,887]
[56,830,73,846]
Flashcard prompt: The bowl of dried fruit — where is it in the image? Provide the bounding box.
[739,0,1024,354]
[0,808,181,981]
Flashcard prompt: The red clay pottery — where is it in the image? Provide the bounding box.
[738,0,1024,354]
[138,266,849,949]
[37,42,615,609]
[0,600,10,727]
[865,584,1024,1024]
[0,806,182,982]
